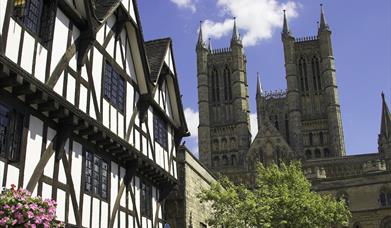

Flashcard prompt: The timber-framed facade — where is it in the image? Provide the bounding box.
[0,0,189,227]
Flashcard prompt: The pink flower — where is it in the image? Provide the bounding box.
[27,211,34,219]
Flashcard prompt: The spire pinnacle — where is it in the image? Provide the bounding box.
[256,72,263,95]
[282,10,290,35]
[319,4,329,31]
[208,38,212,51]
[197,21,206,48]
[380,92,391,139]
[231,17,241,44]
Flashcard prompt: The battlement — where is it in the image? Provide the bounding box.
[262,89,287,99]
[210,48,232,55]
[294,36,318,43]
[304,155,390,180]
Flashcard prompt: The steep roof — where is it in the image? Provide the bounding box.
[380,92,391,139]
[144,38,171,81]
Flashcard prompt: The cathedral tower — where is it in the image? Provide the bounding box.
[197,19,251,172]
[282,5,346,159]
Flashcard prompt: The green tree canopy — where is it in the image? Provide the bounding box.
[198,161,351,228]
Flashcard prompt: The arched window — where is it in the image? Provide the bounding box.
[212,156,219,167]
[311,56,321,92]
[221,138,227,151]
[315,149,321,158]
[319,132,324,145]
[298,57,308,93]
[231,154,237,166]
[309,133,313,146]
[379,189,391,207]
[211,67,219,103]
[305,150,312,160]
[213,139,219,151]
[230,137,236,150]
[222,155,228,166]
[324,148,330,157]
[223,66,232,101]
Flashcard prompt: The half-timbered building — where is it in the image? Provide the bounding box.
[0,0,189,227]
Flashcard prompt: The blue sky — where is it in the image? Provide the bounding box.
[137,0,391,157]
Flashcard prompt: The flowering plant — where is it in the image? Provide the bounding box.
[0,185,64,227]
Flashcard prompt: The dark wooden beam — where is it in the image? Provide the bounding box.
[25,92,48,105]
[13,83,37,96]
[49,108,70,119]
[38,100,59,112]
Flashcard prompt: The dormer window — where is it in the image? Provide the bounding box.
[153,113,168,150]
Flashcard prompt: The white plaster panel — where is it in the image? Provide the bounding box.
[128,0,137,24]
[115,38,123,67]
[34,44,48,83]
[69,26,80,71]
[41,183,51,201]
[142,136,147,157]
[164,48,174,74]
[101,201,109,228]
[96,25,104,45]
[126,83,134,135]
[164,150,169,171]
[120,167,126,207]
[89,93,96,120]
[118,113,124,139]
[135,177,140,221]
[110,107,117,134]
[24,116,43,190]
[134,130,140,152]
[81,64,88,81]
[0,161,4,188]
[50,9,69,75]
[68,195,76,225]
[71,141,82,204]
[110,161,119,214]
[53,72,64,96]
[0,0,6,33]
[56,189,66,221]
[152,187,157,225]
[82,194,91,227]
[91,197,100,228]
[120,212,126,228]
[44,127,56,178]
[20,32,35,74]
[92,48,102,110]
[66,75,76,104]
[79,84,88,113]
[58,139,69,184]
[5,165,19,189]
[128,215,134,228]
[106,35,115,58]
[5,19,21,64]
[103,100,110,129]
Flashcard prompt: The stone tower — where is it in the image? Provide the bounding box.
[379,92,391,158]
[197,19,251,173]
[281,5,346,159]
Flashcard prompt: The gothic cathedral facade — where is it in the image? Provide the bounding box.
[196,5,391,227]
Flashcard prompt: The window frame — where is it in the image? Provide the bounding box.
[140,182,153,219]
[84,151,109,200]
[153,112,168,150]
[0,103,25,163]
[104,61,126,113]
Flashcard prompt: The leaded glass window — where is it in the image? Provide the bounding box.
[140,182,152,218]
[104,62,125,112]
[0,104,24,162]
[153,113,168,150]
[85,152,108,199]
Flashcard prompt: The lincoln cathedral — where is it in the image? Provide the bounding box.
[194,5,391,228]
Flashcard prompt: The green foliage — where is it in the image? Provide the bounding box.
[198,161,351,228]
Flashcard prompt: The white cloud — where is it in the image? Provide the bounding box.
[250,113,258,142]
[184,107,199,157]
[203,0,298,46]
[170,0,197,13]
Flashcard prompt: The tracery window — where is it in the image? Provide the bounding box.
[0,104,24,162]
[379,190,391,207]
[298,57,308,94]
[211,67,219,103]
[314,149,321,158]
[85,152,108,199]
[305,150,312,160]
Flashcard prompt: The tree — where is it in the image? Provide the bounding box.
[198,161,351,228]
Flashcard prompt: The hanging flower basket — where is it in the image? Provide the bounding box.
[0,184,64,227]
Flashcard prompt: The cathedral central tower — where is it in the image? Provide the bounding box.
[197,20,251,173]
